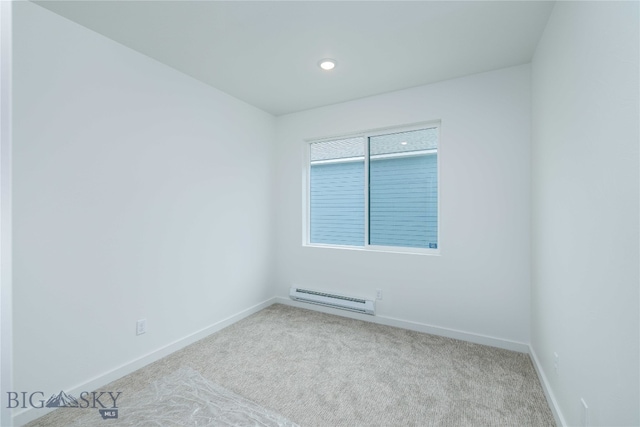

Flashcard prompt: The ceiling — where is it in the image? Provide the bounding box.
[33,1,555,116]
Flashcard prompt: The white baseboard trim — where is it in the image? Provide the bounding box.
[275,297,529,353]
[12,297,277,427]
[529,345,566,427]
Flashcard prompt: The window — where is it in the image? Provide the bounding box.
[306,124,439,252]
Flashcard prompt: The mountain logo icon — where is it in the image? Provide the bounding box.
[45,391,79,408]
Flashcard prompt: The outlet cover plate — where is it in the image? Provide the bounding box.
[136,319,147,335]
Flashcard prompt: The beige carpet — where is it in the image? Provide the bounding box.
[26,304,555,426]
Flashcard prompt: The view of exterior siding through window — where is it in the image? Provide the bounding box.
[309,127,438,249]
[310,137,365,246]
[369,128,438,248]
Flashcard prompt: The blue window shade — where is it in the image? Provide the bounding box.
[310,161,364,246]
[369,154,437,248]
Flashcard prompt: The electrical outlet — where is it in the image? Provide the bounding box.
[136,319,147,335]
[553,352,559,373]
[580,398,589,426]
[376,289,383,300]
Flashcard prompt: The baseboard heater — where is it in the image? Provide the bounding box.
[289,286,375,315]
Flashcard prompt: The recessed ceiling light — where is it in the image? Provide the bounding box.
[318,59,336,71]
[400,142,408,145]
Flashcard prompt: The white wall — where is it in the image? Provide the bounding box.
[274,65,532,346]
[12,2,275,422]
[1,2,14,427]
[531,2,639,426]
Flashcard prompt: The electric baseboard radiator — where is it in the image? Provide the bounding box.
[289,287,375,315]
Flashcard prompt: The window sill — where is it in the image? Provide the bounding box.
[303,243,441,256]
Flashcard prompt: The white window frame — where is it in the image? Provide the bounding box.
[303,121,441,255]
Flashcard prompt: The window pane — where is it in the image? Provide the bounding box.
[368,128,438,248]
[310,137,364,162]
[310,138,365,246]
